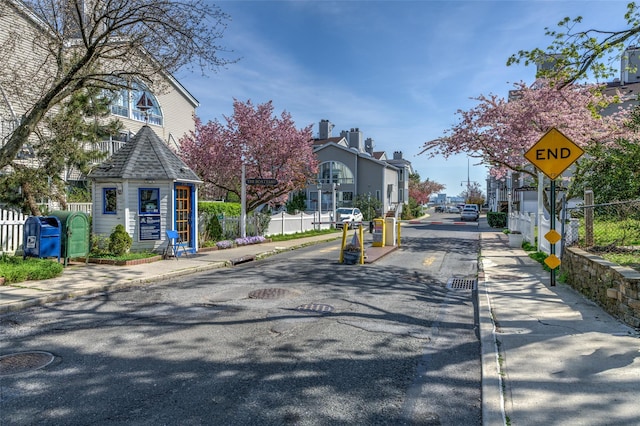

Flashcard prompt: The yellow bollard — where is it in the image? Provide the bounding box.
[397,220,401,247]
[339,224,349,263]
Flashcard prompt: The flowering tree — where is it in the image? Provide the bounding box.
[180,99,318,212]
[408,173,444,205]
[421,79,632,182]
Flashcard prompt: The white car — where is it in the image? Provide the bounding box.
[445,206,460,213]
[335,207,363,229]
[460,206,479,221]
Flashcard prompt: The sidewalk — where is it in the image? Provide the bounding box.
[479,231,640,426]
[0,232,396,314]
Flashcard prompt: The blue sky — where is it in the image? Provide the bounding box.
[175,0,630,197]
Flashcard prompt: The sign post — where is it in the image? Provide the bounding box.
[524,127,584,286]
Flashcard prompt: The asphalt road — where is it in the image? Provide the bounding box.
[0,222,481,426]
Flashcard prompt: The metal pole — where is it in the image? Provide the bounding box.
[317,186,322,230]
[241,163,246,238]
[332,183,337,228]
[550,179,556,286]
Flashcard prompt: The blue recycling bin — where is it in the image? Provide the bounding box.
[23,216,61,262]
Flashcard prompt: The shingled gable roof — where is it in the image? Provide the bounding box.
[88,125,202,182]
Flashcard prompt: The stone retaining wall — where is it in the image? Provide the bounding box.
[561,247,640,328]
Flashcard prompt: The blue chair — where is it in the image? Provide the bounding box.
[164,230,189,259]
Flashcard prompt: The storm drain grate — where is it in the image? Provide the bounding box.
[0,351,55,376]
[296,303,334,314]
[249,288,291,299]
[446,278,477,290]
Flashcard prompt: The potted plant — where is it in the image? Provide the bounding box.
[343,243,361,264]
[503,229,523,248]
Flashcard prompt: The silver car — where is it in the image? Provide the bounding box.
[460,206,479,221]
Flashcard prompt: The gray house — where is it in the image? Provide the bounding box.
[309,120,413,218]
[87,126,202,253]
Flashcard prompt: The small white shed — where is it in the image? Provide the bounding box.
[87,126,202,253]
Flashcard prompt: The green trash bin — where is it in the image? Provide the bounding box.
[50,211,90,266]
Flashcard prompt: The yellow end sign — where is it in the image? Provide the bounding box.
[524,128,584,179]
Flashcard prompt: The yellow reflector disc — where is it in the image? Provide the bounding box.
[544,254,561,270]
[545,229,562,244]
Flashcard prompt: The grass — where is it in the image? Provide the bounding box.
[87,252,159,261]
[599,252,640,270]
[0,251,159,285]
[267,228,341,242]
[0,254,64,284]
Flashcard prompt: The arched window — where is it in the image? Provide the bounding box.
[108,82,163,126]
[318,161,354,185]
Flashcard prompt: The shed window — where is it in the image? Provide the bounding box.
[103,188,117,214]
[139,188,159,214]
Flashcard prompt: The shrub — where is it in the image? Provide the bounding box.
[108,224,132,256]
[206,214,223,242]
[198,201,241,217]
[487,212,507,228]
[90,233,110,256]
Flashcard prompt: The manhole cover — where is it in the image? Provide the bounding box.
[248,288,291,299]
[0,351,55,376]
[446,278,477,290]
[296,303,334,314]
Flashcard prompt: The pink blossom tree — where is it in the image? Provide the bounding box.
[408,173,444,206]
[180,99,318,212]
[421,79,632,183]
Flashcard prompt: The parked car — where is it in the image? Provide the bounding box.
[446,206,460,213]
[335,207,364,229]
[462,204,479,220]
[460,206,479,221]
[435,205,445,213]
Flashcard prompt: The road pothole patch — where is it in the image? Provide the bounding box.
[0,351,55,376]
[249,288,298,299]
[295,303,334,314]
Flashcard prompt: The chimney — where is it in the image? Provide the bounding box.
[348,128,363,151]
[365,138,374,155]
[393,151,403,160]
[318,119,334,139]
[621,46,640,84]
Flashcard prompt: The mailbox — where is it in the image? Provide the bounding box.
[50,211,90,265]
[23,216,61,262]
[372,218,385,247]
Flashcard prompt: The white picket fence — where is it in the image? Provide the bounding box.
[0,208,27,254]
[508,211,580,257]
[266,211,333,236]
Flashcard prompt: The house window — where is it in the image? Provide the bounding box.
[318,161,354,184]
[139,188,159,214]
[108,83,163,126]
[103,188,117,214]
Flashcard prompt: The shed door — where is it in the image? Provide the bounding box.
[176,185,191,245]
